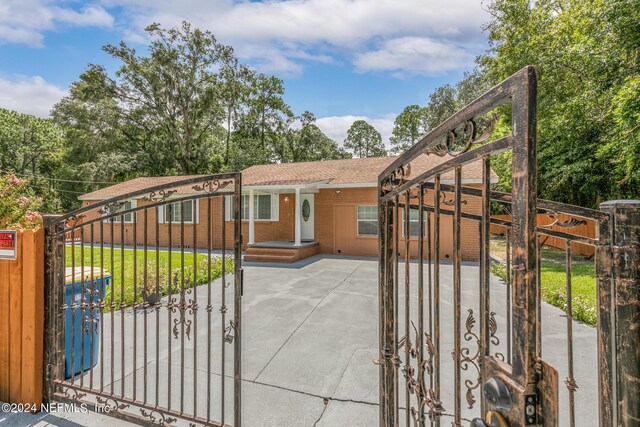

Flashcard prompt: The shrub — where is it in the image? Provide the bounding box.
[134,256,234,309]
[0,173,42,229]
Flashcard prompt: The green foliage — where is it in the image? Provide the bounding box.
[0,108,65,211]
[479,0,640,207]
[390,105,427,154]
[280,111,351,162]
[490,242,597,326]
[66,247,234,312]
[0,174,43,229]
[387,1,639,207]
[41,21,348,211]
[344,120,387,158]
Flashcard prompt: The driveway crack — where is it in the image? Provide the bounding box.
[312,398,329,426]
[253,264,363,382]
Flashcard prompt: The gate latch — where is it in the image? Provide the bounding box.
[524,394,538,425]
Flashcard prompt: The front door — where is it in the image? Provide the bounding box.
[300,194,314,241]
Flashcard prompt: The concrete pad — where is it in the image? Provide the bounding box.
[3,256,599,426]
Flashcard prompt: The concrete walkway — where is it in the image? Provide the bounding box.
[1,255,598,426]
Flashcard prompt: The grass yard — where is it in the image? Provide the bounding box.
[490,235,597,326]
[65,246,234,312]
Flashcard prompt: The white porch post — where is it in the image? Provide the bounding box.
[248,189,255,245]
[294,187,301,246]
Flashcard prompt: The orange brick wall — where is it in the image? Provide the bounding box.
[316,187,482,261]
[80,186,484,261]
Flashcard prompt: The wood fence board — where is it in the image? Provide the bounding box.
[21,230,43,406]
[0,259,9,402]
[491,213,596,257]
[8,233,24,403]
[0,229,44,406]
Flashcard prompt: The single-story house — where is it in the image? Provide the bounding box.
[78,155,497,262]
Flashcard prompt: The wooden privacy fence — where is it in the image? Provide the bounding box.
[0,228,44,406]
[491,213,596,257]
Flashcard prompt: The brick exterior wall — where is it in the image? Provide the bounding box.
[81,185,483,261]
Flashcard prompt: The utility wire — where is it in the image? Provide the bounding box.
[2,170,118,185]
[28,183,86,195]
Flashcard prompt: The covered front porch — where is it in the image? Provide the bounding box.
[244,182,322,263]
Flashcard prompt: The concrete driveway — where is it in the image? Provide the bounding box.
[2,255,598,426]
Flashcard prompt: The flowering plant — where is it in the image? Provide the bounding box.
[0,174,42,229]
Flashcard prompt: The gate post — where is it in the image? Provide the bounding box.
[42,215,65,403]
[378,195,396,427]
[598,200,640,426]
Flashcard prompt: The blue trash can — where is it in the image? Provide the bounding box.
[64,268,111,379]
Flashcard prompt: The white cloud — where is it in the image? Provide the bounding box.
[100,0,489,76]
[0,75,67,117]
[0,0,113,47]
[355,37,477,76]
[316,114,396,148]
[52,5,114,27]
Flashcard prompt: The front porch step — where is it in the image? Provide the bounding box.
[244,242,320,263]
[246,247,299,256]
[244,253,298,263]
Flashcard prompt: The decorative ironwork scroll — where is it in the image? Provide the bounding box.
[192,178,234,194]
[425,115,496,158]
[170,274,195,340]
[396,322,445,426]
[139,408,178,425]
[460,309,481,409]
[96,395,130,412]
[381,164,411,195]
[142,189,177,202]
[97,201,126,215]
[539,209,587,229]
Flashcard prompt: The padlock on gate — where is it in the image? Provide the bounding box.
[471,377,511,427]
[471,411,509,427]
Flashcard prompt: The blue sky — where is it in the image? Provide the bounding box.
[0,0,491,145]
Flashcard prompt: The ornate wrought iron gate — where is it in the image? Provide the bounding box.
[43,173,242,427]
[377,66,639,426]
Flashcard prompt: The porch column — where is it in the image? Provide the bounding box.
[294,187,301,246]
[248,189,255,245]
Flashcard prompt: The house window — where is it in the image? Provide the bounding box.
[162,200,197,224]
[357,205,378,236]
[104,200,136,223]
[402,209,426,238]
[225,194,279,221]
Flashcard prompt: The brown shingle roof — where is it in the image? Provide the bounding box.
[79,155,496,200]
[79,175,205,200]
[241,154,495,186]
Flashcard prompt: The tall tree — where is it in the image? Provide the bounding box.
[281,111,351,162]
[56,22,232,175]
[0,108,65,210]
[219,57,254,163]
[0,108,64,176]
[480,0,640,206]
[423,84,457,132]
[344,120,387,158]
[389,105,427,154]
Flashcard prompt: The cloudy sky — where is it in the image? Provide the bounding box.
[0,0,491,145]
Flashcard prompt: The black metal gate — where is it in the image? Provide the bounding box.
[43,173,242,427]
[376,66,640,426]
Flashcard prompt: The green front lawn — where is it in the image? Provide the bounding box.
[65,247,234,312]
[490,235,597,326]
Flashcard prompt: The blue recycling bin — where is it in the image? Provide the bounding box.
[64,268,111,378]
